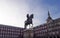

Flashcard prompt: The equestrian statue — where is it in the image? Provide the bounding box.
[24,14,34,29]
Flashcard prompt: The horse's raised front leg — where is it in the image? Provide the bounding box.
[24,25,26,29]
[32,23,33,28]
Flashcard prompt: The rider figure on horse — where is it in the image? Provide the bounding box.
[24,14,34,29]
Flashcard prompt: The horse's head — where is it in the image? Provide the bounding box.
[30,14,34,19]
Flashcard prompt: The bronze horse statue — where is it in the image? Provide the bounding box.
[24,14,34,29]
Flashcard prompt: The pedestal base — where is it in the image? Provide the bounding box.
[23,29,34,38]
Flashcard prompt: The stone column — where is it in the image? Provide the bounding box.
[52,36,54,38]
[48,36,50,38]
[55,35,57,38]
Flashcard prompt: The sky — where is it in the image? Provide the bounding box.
[0,0,60,28]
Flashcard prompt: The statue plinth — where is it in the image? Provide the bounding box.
[23,28,34,38]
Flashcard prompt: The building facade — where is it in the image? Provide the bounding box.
[0,24,24,38]
[33,11,60,38]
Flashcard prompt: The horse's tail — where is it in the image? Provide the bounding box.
[24,21,26,29]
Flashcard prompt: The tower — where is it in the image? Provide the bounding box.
[46,11,53,23]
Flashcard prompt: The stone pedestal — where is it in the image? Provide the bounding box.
[23,29,34,38]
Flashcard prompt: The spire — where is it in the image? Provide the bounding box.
[48,11,52,19]
[48,11,50,17]
[46,11,53,23]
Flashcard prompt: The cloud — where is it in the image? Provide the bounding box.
[0,0,29,27]
[26,0,48,26]
[0,0,60,28]
[26,0,60,27]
